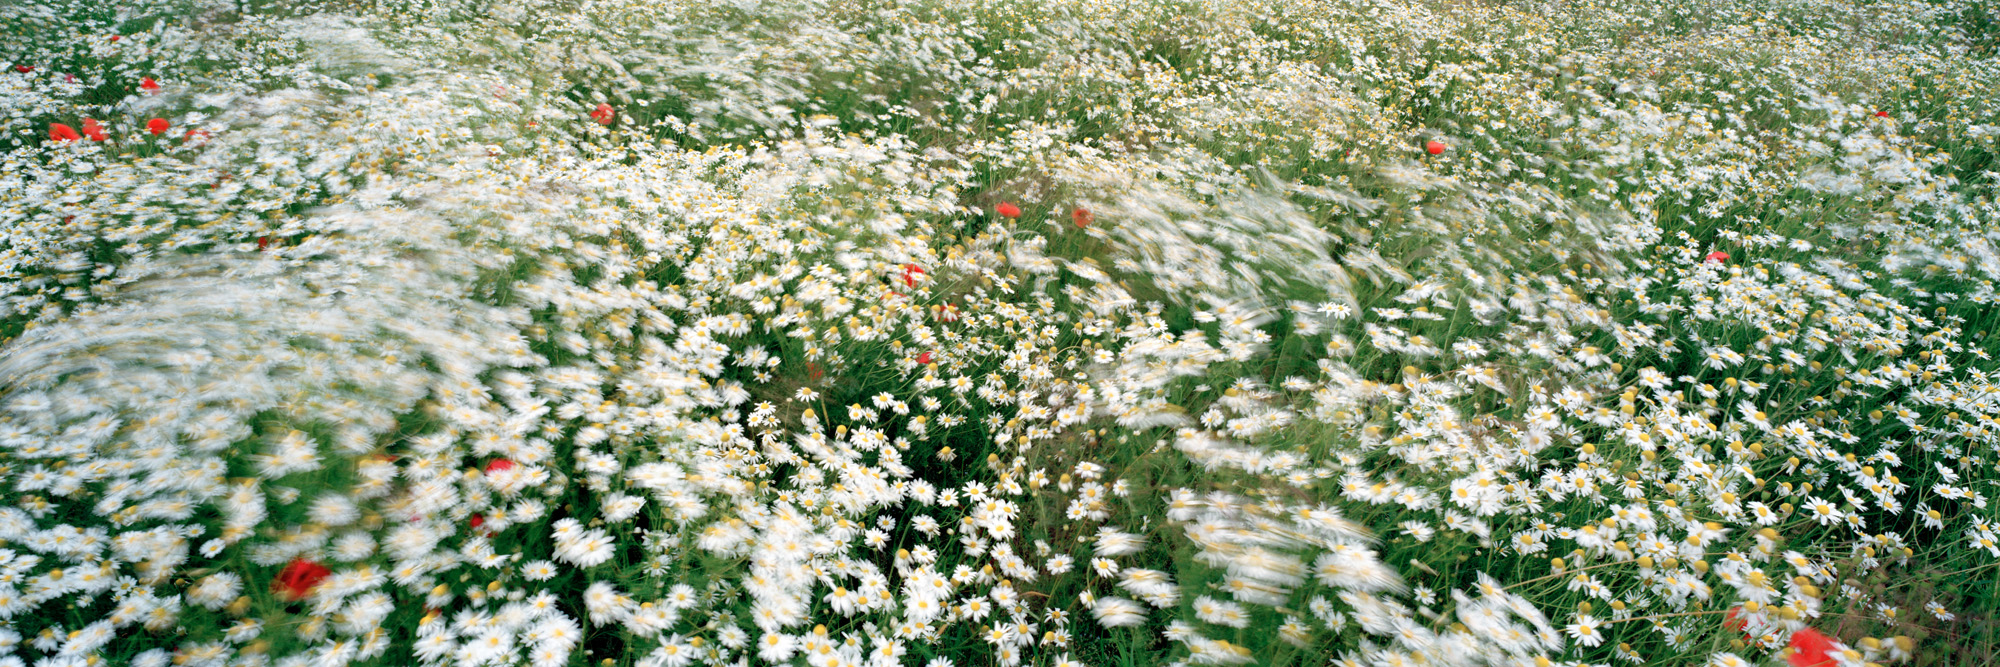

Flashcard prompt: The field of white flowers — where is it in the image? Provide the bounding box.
[4,0,2000,665]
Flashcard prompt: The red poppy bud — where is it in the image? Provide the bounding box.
[13,65,31,73]
[469,513,485,529]
[1785,628,1838,667]
[48,123,80,142]
[483,458,517,474]
[110,35,120,42]
[917,351,932,365]
[146,118,170,135]
[591,103,615,125]
[1072,207,1092,228]
[273,558,332,601]
[1425,140,1446,155]
[1705,251,1729,264]
[139,76,160,92]
[996,202,1021,218]
[81,118,107,141]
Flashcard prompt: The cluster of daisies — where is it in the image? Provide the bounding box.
[3,0,2000,666]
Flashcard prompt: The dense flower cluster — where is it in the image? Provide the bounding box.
[3,0,1999,666]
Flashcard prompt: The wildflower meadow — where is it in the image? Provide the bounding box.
[4,0,2000,666]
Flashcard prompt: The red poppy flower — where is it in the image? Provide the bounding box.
[1786,628,1839,667]
[1072,207,1092,228]
[935,303,960,322]
[81,119,107,141]
[900,263,926,288]
[469,513,486,530]
[1425,140,1447,155]
[917,351,932,365]
[139,77,160,92]
[483,458,517,474]
[590,103,615,125]
[996,202,1021,218]
[257,236,272,250]
[13,65,30,74]
[185,128,211,141]
[48,123,80,142]
[273,558,332,601]
[147,118,170,135]
[1874,110,1890,118]
[109,35,120,42]
[1705,251,1730,264]
[1723,606,1753,641]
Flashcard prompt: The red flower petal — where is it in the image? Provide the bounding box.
[273,558,332,601]
[48,123,79,142]
[1786,628,1839,667]
[996,202,1021,218]
[1425,140,1447,155]
[1722,606,1754,641]
[483,458,517,474]
[1705,251,1730,264]
[1072,207,1092,228]
[147,118,170,135]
